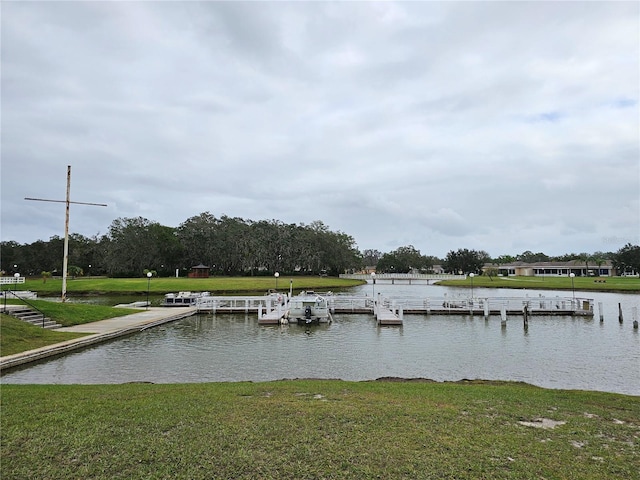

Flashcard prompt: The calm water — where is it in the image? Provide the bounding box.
[3,284,639,395]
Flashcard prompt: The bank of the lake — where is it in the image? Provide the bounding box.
[0,301,150,356]
[0,315,90,357]
[2,380,638,480]
[438,275,640,292]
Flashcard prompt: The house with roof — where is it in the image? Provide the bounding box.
[483,259,615,277]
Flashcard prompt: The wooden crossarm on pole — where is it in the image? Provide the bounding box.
[24,166,107,301]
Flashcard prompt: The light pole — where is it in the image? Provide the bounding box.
[146,271,152,310]
[469,272,475,299]
[371,272,376,306]
[12,272,20,304]
[274,272,279,291]
[569,272,575,307]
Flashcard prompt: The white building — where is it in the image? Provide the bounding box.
[483,260,615,277]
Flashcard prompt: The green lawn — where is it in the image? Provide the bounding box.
[439,275,640,292]
[2,300,140,327]
[2,380,638,479]
[17,275,364,296]
[0,314,89,356]
[1,302,141,356]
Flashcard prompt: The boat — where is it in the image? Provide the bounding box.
[163,291,210,307]
[288,291,332,324]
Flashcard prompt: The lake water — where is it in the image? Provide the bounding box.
[3,284,639,395]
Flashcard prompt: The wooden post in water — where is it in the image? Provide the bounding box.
[598,302,604,322]
[500,304,507,327]
[633,306,638,330]
[618,303,624,323]
[483,300,489,320]
[523,305,529,329]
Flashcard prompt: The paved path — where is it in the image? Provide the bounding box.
[57,307,195,333]
[1,307,196,371]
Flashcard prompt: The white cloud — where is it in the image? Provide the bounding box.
[1,1,638,258]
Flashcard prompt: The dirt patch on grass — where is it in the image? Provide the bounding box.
[518,418,566,429]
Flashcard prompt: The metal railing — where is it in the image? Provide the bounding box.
[340,273,466,281]
[195,295,282,313]
[1,289,48,327]
[190,292,593,317]
[325,294,592,316]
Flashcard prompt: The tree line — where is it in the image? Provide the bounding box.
[1,212,638,278]
[1,214,361,278]
[361,245,639,277]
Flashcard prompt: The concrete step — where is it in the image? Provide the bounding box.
[23,317,58,327]
[14,312,45,321]
[4,306,62,329]
[43,322,62,330]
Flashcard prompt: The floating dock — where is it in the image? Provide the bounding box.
[192,293,593,325]
[375,305,403,325]
[258,303,288,325]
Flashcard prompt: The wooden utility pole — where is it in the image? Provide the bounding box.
[25,165,107,301]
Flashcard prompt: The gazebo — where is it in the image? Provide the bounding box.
[188,264,210,278]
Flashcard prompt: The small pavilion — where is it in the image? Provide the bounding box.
[188,264,210,278]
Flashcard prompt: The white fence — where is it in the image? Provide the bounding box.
[1,276,25,285]
[196,295,284,313]
[340,273,466,281]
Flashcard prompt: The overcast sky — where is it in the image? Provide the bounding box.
[1,1,638,259]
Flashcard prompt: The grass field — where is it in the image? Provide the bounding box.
[0,314,90,356]
[10,275,639,296]
[1,300,140,327]
[2,380,638,479]
[15,275,365,296]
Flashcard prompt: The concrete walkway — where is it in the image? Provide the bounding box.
[1,307,196,371]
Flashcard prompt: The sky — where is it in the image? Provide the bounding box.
[1,1,639,259]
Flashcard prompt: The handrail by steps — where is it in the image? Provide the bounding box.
[2,290,48,328]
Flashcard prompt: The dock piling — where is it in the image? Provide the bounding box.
[619,303,624,323]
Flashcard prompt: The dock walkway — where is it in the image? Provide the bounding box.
[193,293,593,322]
[258,303,289,325]
[329,295,593,317]
[375,304,403,325]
